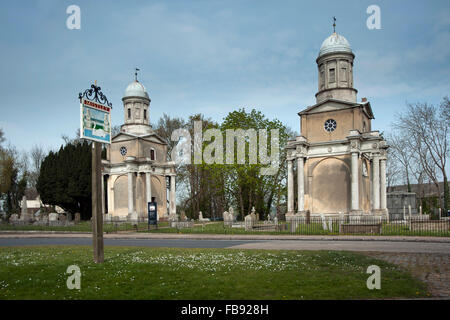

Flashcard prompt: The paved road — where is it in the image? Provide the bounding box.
[0,237,449,253]
[0,238,255,249]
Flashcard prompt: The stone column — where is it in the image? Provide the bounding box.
[21,195,29,221]
[146,172,152,204]
[137,173,142,219]
[170,175,176,215]
[380,158,387,211]
[127,172,134,215]
[297,157,304,213]
[107,176,114,214]
[287,159,294,214]
[101,175,105,215]
[372,153,380,210]
[351,152,359,211]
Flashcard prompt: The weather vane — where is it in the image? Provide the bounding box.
[333,16,336,33]
[135,67,140,81]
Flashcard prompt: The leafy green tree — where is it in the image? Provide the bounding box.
[155,109,294,219]
[0,147,28,214]
[220,108,292,219]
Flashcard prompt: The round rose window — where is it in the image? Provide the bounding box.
[324,119,337,132]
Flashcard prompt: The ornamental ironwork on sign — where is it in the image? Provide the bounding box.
[79,84,113,108]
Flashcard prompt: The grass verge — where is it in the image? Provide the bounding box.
[0,246,428,299]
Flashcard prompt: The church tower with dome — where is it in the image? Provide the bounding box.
[102,75,176,221]
[286,29,388,218]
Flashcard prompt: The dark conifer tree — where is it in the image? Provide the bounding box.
[37,142,92,219]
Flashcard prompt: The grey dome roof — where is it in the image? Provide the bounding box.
[124,80,149,99]
[319,32,352,57]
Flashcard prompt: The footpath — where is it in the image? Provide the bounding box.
[0,231,449,243]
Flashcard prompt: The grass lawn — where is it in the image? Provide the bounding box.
[0,221,169,233]
[0,246,428,299]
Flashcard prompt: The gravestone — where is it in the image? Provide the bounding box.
[48,212,58,222]
[198,211,210,222]
[320,213,328,231]
[20,195,32,222]
[169,213,178,222]
[20,195,27,216]
[229,207,237,222]
[387,192,417,220]
[223,210,233,227]
[244,214,253,231]
[250,207,257,223]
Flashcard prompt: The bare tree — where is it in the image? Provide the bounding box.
[0,128,4,147]
[442,96,450,122]
[111,125,121,137]
[386,132,414,191]
[152,113,186,160]
[385,152,401,190]
[30,145,46,173]
[395,98,449,212]
[28,145,47,188]
[61,129,82,145]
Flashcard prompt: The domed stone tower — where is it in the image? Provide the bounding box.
[286,28,388,218]
[316,32,356,103]
[102,73,177,222]
[121,78,152,135]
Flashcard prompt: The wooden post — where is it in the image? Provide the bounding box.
[92,141,104,263]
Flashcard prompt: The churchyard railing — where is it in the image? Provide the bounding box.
[0,215,449,236]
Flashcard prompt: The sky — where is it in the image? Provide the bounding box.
[0,0,449,154]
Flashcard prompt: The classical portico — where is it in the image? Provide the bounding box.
[286,31,388,217]
[102,75,176,221]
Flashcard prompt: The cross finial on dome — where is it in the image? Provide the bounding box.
[333,16,336,33]
[135,67,140,82]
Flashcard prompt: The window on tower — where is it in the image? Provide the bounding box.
[341,68,347,81]
[321,70,325,89]
[144,109,147,120]
[329,68,335,83]
[320,65,325,89]
[128,108,131,119]
[324,119,337,132]
[150,148,155,161]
